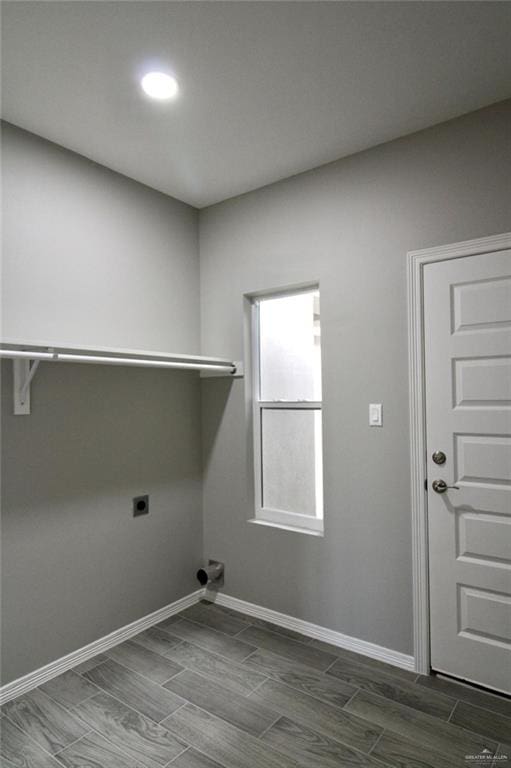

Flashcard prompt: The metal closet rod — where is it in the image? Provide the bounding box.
[0,349,237,373]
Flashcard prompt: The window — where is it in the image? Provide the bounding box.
[251,287,323,534]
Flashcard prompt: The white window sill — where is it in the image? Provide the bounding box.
[248,517,324,537]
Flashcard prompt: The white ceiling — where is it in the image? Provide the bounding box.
[2,1,511,208]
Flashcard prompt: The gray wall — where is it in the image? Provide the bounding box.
[1,122,200,353]
[1,124,203,684]
[1,362,202,683]
[199,100,511,655]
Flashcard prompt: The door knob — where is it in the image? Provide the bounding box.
[432,479,460,494]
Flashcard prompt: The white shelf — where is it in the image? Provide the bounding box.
[0,339,242,415]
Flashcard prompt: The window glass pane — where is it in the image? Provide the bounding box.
[261,408,323,517]
[259,290,321,401]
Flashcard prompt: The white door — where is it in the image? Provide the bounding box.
[424,250,511,694]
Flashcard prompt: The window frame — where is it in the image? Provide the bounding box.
[250,286,324,535]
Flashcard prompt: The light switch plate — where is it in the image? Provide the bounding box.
[369,403,383,426]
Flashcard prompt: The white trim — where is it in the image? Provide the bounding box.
[0,589,204,704]
[407,231,511,676]
[255,505,324,533]
[210,592,415,673]
[258,401,322,409]
[252,298,263,515]
[407,231,511,263]
[248,513,324,536]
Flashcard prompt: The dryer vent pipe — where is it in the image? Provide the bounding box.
[197,561,224,587]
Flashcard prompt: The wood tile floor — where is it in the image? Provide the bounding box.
[2,600,510,767]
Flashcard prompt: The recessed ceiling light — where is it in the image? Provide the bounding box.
[141,72,179,101]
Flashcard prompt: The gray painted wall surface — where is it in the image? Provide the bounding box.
[199,100,511,655]
[1,122,200,353]
[1,362,202,683]
[1,125,203,684]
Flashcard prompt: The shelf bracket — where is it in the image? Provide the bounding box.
[13,358,41,415]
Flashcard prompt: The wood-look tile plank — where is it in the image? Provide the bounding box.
[164,670,277,737]
[248,622,311,645]
[84,659,185,723]
[2,689,87,755]
[450,701,511,745]
[171,748,226,768]
[54,730,141,768]
[154,614,183,631]
[243,648,355,708]
[207,603,311,643]
[371,729,463,768]
[163,620,255,663]
[327,656,455,719]
[308,639,417,682]
[417,675,511,719]
[261,715,385,768]
[163,641,266,696]
[494,744,511,768]
[131,628,183,657]
[73,692,186,768]
[73,654,108,675]
[345,690,498,761]
[178,604,249,636]
[105,640,183,684]
[236,627,335,672]
[0,715,63,767]
[39,670,99,708]
[162,703,298,768]
[250,679,381,753]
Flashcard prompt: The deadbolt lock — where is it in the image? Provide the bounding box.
[432,450,447,465]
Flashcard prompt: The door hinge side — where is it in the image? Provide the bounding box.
[424,478,428,491]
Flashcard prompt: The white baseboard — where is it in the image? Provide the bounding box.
[210,592,415,673]
[0,589,204,704]
[1,587,415,704]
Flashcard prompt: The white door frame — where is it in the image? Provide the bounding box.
[407,231,511,675]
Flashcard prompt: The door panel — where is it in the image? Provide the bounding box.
[457,511,511,566]
[455,434,511,486]
[453,356,511,408]
[424,250,511,694]
[459,586,511,647]
[452,276,511,332]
